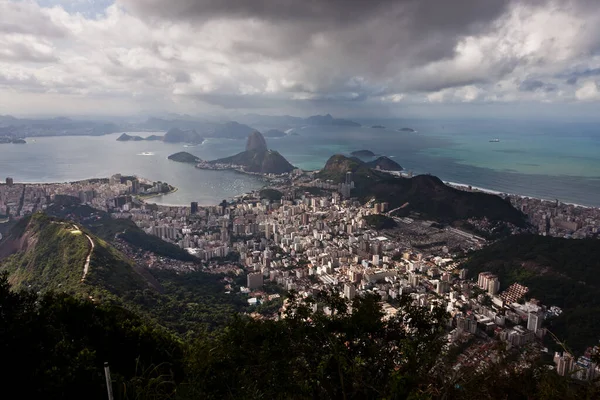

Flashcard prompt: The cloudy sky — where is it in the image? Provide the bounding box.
[1,0,600,118]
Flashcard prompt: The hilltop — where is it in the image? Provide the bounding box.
[351,149,377,157]
[365,156,403,171]
[0,213,155,297]
[463,234,600,354]
[208,131,295,174]
[318,154,526,226]
[163,127,205,144]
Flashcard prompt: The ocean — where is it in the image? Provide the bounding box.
[0,118,599,207]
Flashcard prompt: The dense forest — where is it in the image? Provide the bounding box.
[2,275,599,399]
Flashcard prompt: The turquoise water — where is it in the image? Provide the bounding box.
[0,119,599,207]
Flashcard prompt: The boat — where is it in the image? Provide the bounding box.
[489,138,500,142]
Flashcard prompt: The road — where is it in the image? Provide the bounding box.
[73,225,95,282]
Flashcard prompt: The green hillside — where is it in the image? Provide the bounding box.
[0,213,151,298]
[463,234,600,354]
[44,202,197,262]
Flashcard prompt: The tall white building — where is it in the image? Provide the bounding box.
[527,311,544,333]
[343,283,356,300]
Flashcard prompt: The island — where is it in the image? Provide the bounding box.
[398,128,416,132]
[305,114,361,127]
[117,133,145,141]
[167,151,202,164]
[0,137,26,144]
[351,150,377,157]
[117,128,205,144]
[199,131,295,174]
[371,125,385,129]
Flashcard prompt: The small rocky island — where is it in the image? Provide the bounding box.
[117,128,205,144]
[0,136,26,144]
[350,150,377,157]
[167,152,202,164]
[199,131,295,174]
[398,127,416,132]
[117,133,162,141]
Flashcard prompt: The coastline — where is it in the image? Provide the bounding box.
[444,180,594,209]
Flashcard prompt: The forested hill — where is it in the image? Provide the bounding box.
[0,213,154,297]
[463,234,600,354]
[318,154,527,226]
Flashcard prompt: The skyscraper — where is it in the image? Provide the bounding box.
[527,311,544,333]
[345,171,353,185]
[190,201,199,214]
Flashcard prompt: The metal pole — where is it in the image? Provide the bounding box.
[104,362,114,400]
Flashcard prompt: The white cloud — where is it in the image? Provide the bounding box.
[0,0,599,116]
[575,80,600,101]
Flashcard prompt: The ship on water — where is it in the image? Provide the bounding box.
[489,138,500,142]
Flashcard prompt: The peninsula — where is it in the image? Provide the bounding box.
[199,131,295,174]
[0,137,26,144]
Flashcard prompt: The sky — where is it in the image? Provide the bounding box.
[1,0,600,119]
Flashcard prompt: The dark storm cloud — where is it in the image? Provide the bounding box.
[120,0,510,26]
[120,0,513,66]
[519,79,545,92]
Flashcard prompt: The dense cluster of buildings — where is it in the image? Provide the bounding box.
[2,171,599,380]
[509,196,600,238]
[0,174,172,218]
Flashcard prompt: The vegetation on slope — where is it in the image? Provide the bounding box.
[318,154,526,226]
[0,273,184,400]
[0,213,151,298]
[463,234,600,354]
[168,151,201,163]
[2,278,598,399]
[45,203,197,262]
[363,214,398,230]
[259,188,283,201]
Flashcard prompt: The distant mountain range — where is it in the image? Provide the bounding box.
[0,115,119,138]
[117,128,205,144]
[239,113,361,128]
[0,113,362,139]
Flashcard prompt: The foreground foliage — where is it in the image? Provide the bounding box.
[1,274,599,399]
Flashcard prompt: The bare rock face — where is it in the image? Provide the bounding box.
[245,131,268,152]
